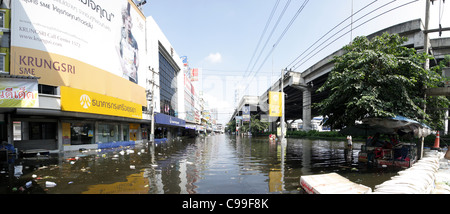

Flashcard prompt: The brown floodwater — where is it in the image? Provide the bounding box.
[0,134,399,194]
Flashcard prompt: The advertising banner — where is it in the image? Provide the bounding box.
[0,78,39,108]
[60,86,142,119]
[242,106,250,122]
[10,0,147,106]
[269,91,282,117]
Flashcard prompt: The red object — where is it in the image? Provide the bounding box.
[433,131,440,149]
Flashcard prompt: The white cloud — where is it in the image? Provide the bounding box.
[204,52,222,64]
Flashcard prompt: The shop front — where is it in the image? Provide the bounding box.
[10,86,150,152]
[154,113,185,141]
[58,87,149,151]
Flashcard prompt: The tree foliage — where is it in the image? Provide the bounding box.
[316,33,448,129]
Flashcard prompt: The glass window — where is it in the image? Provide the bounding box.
[97,123,118,143]
[38,84,57,95]
[29,122,56,140]
[13,121,21,141]
[0,54,5,72]
[122,125,129,141]
[159,52,178,116]
[70,122,94,145]
[0,12,4,28]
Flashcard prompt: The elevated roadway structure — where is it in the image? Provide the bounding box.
[231,19,450,131]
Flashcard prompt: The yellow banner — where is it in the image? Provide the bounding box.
[269,91,283,117]
[61,86,142,119]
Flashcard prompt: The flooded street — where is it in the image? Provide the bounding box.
[1,134,399,194]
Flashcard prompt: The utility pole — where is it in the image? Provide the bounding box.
[148,66,158,143]
[424,0,431,71]
[419,0,431,160]
[280,68,286,143]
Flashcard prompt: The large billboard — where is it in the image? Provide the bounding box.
[10,0,147,106]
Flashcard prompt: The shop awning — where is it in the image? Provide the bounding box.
[154,113,186,127]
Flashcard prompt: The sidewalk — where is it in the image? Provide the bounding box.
[432,151,450,194]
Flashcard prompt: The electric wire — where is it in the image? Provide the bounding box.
[290,0,397,70]
[243,0,281,78]
[243,0,309,95]
[285,0,378,69]
[294,0,419,69]
[292,0,419,70]
[248,0,292,74]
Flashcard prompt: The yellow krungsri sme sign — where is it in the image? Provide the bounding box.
[61,86,142,119]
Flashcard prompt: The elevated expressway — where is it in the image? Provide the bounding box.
[231,19,450,131]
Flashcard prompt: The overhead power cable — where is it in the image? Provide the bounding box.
[286,0,378,69]
[243,0,309,95]
[290,0,397,70]
[243,0,281,78]
[292,0,419,70]
[248,0,292,74]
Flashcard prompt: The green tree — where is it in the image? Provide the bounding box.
[238,115,269,133]
[226,119,236,133]
[248,115,269,132]
[316,33,448,129]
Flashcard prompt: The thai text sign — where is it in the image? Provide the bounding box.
[269,91,283,117]
[0,78,39,108]
[60,86,142,119]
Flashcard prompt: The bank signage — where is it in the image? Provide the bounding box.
[61,86,142,119]
[10,0,147,106]
[155,113,186,127]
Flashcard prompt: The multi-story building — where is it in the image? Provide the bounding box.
[0,0,191,153]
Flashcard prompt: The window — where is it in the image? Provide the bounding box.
[70,122,94,145]
[159,51,178,117]
[29,122,56,140]
[38,84,57,95]
[0,12,4,28]
[0,54,5,72]
[97,123,118,143]
[13,121,21,141]
[122,125,129,141]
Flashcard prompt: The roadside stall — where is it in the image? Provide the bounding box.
[340,116,432,168]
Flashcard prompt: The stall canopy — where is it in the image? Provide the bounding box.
[340,115,432,138]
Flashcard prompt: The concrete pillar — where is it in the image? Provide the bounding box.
[302,90,312,131]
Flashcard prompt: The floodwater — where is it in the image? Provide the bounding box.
[0,134,399,194]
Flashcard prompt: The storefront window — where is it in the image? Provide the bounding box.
[122,125,129,141]
[70,122,94,145]
[29,122,56,140]
[98,123,119,143]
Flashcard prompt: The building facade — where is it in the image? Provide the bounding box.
[0,0,208,153]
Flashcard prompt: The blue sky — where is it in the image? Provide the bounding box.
[142,0,450,124]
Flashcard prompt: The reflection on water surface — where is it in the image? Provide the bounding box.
[0,134,398,194]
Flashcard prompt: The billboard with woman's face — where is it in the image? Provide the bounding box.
[10,0,147,106]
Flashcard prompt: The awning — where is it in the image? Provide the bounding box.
[154,113,186,127]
